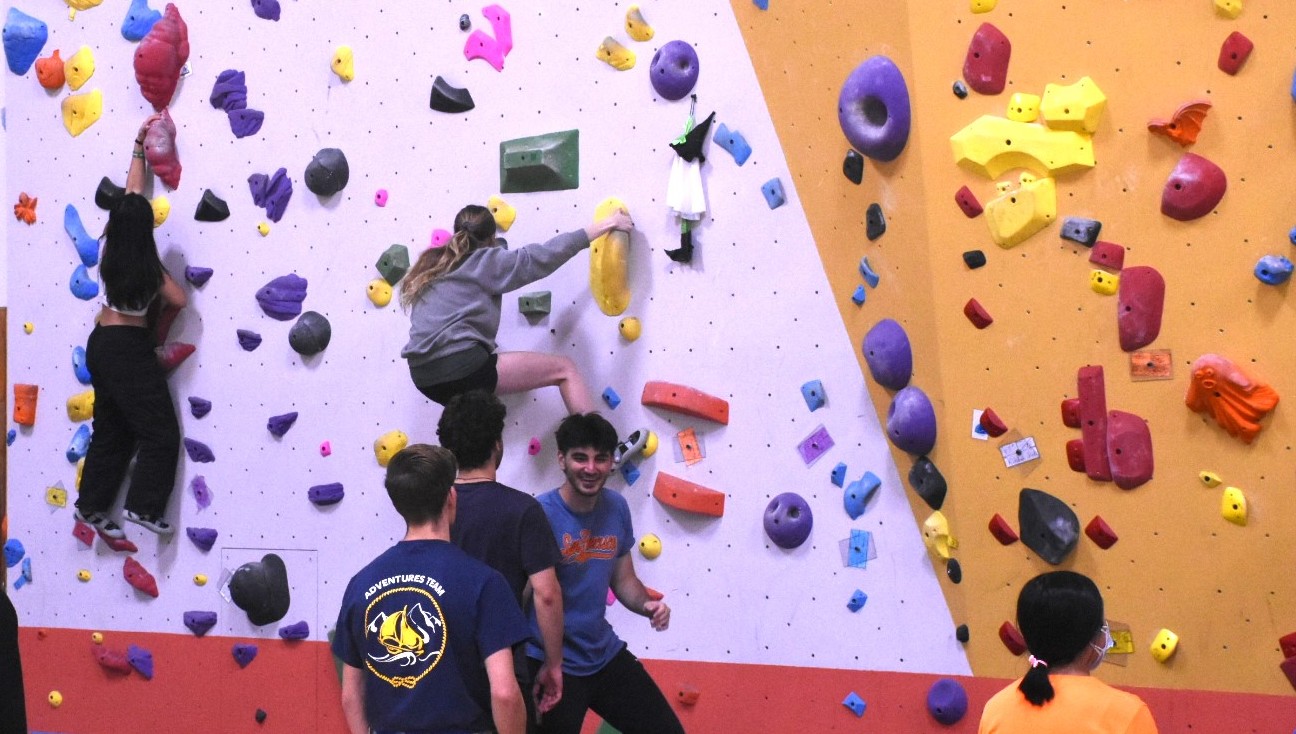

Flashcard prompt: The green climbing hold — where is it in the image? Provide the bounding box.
[499,129,579,193]
[376,244,410,285]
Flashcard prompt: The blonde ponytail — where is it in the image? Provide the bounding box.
[400,230,473,309]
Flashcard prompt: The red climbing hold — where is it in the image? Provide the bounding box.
[963,298,993,329]
[963,23,1011,95]
[72,521,95,547]
[1084,516,1119,549]
[955,185,983,218]
[1089,241,1124,271]
[979,408,1008,437]
[1106,410,1153,490]
[92,645,133,675]
[124,557,159,597]
[988,513,1018,545]
[999,620,1027,655]
[1217,31,1253,75]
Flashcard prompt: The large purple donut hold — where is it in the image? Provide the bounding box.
[763,492,813,549]
[887,386,937,455]
[837,55,912,162]
[862,318,913,390]
[650,40,700,101]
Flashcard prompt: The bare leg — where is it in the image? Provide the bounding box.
[495,351,595,414]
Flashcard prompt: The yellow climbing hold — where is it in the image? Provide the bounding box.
[65,0,104,10]
[66,389,94,422]
[75,458,84,490]
[985,173,1056,248]
[1198,470,1222,487]
[1221,486,1247,526]
[22,322,34,334]
[46,485,68,508]
[77,569,91,582]
[596,37,636,71]
[641,430,659,459]
[950,115,1095,179]
[1006,93,1040,123]
[970,0,998,12]
[374,429,409,467]
[193,574,208,586]
[48,691,64,708]
[1214,0,1242,18]
[590,197,632,316]
[257,221,270,236]
[625,6,654,42]
[487,194,516,232]
[151,196,170,227]
[1149,628,1179,663]
[618,316,641,341]
[331,45,354,82]
[1040,76,1107,134]
[64,45,95,91]
[1090,269,1120,296]
[638,533,662,559]
[922,511,958,560]
[367,279,393,307]
[91,631,104,644]
[62,89,103,137]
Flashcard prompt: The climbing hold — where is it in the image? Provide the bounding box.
[11,193,36,225]
[908,456,948,510]
[956,624,970,643]
[1161,153,1226,221]
[1186,354,1279,444]
[922,511,957,560]
[66,424,92,463]
[962,23,1011,95]
[842,691,867,717]
[46,483,67,508]
[927,679,968,725]
[278,620,310,640]
[230,553,291,626]
[649,40,700,100]
[618,316,641,341]
[66,389,94,422]
[1040,77,1107,133]
[186,527,217,552]
[195,189,230,222]
[625,5,653,41]
[64,45,95,91]
[979,408,1008,437]
[862,319,912,390]
[1072,365,1112,481]
[1005,92,1040,123]
[500,129,579,194]
[185,266,213,287]
[762,178,786,209]
[602,387,622,409]
[952,80,968,99]
[126,644,155,680]
[1149,628,1179,663]
[999,620,1027,655]
[985,172,1056,248]
[255,221,270,237]
[306,482,344,507]
[963,298,993,329]
[838,55,911,162]
[72,521,95,547]
[266,412,298,438]
[1060,216,1101,246]
[487,194,516,231]
[250,0,280,21]
[229,107,265,140]
[843,150,864,184]
[652,472,725,517]
[1254,255,1293,285]
[1147,101,1211,147]
[209,68,247,111]
[183,437,214,463]
[797,424,834,466]
[64,204,98,268]
[21,321,34,334]
[1107,410,1153,490]
[859,257,880,288]
[3,540,23,568]
[714,123,752,166]
[1215,0,1243,16]
[47,690,62,708]
[963,250,987,269]
[35,48,64,90]
[289,311,331,356]
[77,569,90,582]
[142,108,182,189]
[950,116,1095,178]
[123,557,159,597]
[831,463,849,487]
[330,45,353,82]
[232,643,258,668]
[764,492,813,549]
[886,386,937,455]
[864,203,886,240]
[1117,266,1164,352]
[304,148,349,197]
[376,244,411,285]
[1089,241,1124,270]
[374,189,388,207]
[954,186,983,218]
[988,513,1018,545]
[851,285,867,306]
[133,3,189,111]
[800,380,826,412]
[1018,488,1079,565]
[847,589,868,612]
[1085,516,1119,549]
[641,381,729,424]
[1221,486,1248,526]
[183,611,217,637]
[638,533,661,559]
[620,461,641,486]
[374,430,409,467]
[843,472,880,520]
[3,8,48,75]
[257,274,308,321]
[194,574,208,585]
[596,36,635,71]
[1199,470,1222,488]
[589,197,632,315]
[122,0,161,41]
[62,89,103,137]
[1217,31,1253,75]
[13,384,38,427]
[319,441,332,457]
[151,196,170,228]
[527,437,541,456]
[237,329,262,351]
[93,646,133,675]
[429,76,474,113]
[464,27,506,71]
[361,279,391,308]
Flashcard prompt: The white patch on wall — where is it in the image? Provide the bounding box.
[5,2,967,676]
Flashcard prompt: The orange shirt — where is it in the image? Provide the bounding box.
[979,675,1158,734]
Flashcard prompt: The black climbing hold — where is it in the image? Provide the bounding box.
[229,553,291,626]
[255,709,267,724]
[866,203,886,241]
[194,189,230,222]
[955,624,970,643]
[95,176,125,211]
[1060,216,1102,247]
[946,558,963,584]
[429,76,475,113]
[962,250,986,269]
[843,149,864,185]
[953,80,969,99]
[289,311,332,356]
[458,13,470,31]
[908,456,948,511]
[304,148,349,197]
[1018,488,1080,566]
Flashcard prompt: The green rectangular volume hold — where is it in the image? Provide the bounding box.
[499,129,579,193]
[518,290,552,316]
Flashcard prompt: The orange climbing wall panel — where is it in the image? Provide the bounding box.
[732,0,1296,699]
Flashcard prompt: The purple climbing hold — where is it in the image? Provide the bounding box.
[250,0,280,21]
[237,329,263,351]
[838,55,912,162]
[248,168,293,223]
[188,396,211,418]
[127,644,155,680]
[927,678,968,725]
[862,318,913,391]
[185,266,214,287]
[186,527,217,552]
[183,610,218,637]
[763,492,813,549]
[308,482,345,506]
[232,643,259,668]
[184,438,215,463]
[886,386,937,456]
[649,41,700,101]
[209,69,247,110]
[256,274,307,321]
[229,108,265,139]
[278,620,309,640]
[267,412,298,437]
[191,475,211,509]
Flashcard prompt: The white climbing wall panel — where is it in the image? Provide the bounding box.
[5,1,969,676]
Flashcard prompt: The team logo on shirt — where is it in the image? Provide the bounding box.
[559,529,618,564]
[364,585,447,689]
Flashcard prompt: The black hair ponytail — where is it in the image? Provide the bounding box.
[1015,571,1105,708]
[1018,658,1055,706]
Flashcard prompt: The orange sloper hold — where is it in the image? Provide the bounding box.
[641,381,730,425]
[35,49,65,90]
[652,472,725,517]
[13,384,38,426]
[13,193,37,224]
[1185,354,1279,444]
[1147,101,1211,147]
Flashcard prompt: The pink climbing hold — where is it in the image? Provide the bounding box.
[374,189,388,207]
[320,440,332,457]
[482,5,512,55]
[143,108,182,190]
[963,23,1011,95]
[431,228,451,248]
[464,30,506,71]
[528,437,542,456]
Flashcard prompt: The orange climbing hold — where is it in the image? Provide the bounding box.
[1147,101,1211,147]
[652,472,725,517]
[13,193,37,224]
[12,384,38,426]
[1185,354,1279,444]
[641,381,729,425]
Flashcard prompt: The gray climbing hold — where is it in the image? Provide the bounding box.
[1018,488,1080,565]
[288,311,331,355]
[304,148,349,197]
[195,189,230,222]
[866,203,886,240]
[908,456,947,510]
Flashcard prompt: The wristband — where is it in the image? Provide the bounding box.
[132,151,146,159]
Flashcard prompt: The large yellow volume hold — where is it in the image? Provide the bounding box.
[590,197,631,316]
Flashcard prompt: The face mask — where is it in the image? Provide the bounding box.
[1088,622,1113,670]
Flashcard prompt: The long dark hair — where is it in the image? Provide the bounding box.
[399,204,498,309]
[99,194,164,311]
[1016,571,1105,706]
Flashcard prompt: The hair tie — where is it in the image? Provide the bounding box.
[1028,655,1049,669]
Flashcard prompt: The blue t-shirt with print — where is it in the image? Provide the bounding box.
[332,540,529,733]
[526,488,634,676]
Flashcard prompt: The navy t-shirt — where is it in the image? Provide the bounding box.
[451,480,562,609]
[332,540,530,733]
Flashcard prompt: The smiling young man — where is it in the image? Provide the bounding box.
[527,413,685,734]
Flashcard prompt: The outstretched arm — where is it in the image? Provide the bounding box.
[125,115,161,195]
[610,553,670,631]
[583,209,633,241]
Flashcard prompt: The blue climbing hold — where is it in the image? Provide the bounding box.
[714,123,751,165]
[761,178,786,209]
[66,424,91,463]
[5,430,14,447]
[619,461,640,486]
[1288,225,1296,247]
[753,0,769,9]
[1254,254,1293,285]
[3,8,48,75]
[3,539,24,568]
[800,379,826,412]
[843,471,880,519]
[851,284,867,305]
[859,256,880,288]
[70,264,99,301]
[842,691,866,717]
[64,204,98,267]
[121,0,162,42]
[847,589,868,612]
[830,462,847,488]
[601,387,621,409]
[72,346,92,384]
